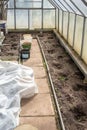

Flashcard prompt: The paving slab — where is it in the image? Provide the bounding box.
[31,43,40,48]
[31,42,40,49]
[32,39,39,46]
[20,117,57,130]
[23,58,43,67]
[32,67,47,79]
[31,48,41,53]
[20,94,55,116]
[35,78,50,93]
[30,52,42,59]
[31,43,40,49]
[15,124,38,130]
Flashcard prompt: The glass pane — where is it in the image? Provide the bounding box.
[68,13,75,46]
[56,0,73,12]
[59,10,62,34]
[16,0,41,8]
[16,10,28,29]
[51,0,61,9]
[30,10,41,29]
[54,0,67,11]
[8,0,14,8]
[74,15,84,55]
[82,18,87,64]
[71,0,87,16]
[56,9,58,30]
[63,12,68,40]
[65,0,81,15]
[43,0,54,8]
[7,10,14,29]
[43,10,55,28]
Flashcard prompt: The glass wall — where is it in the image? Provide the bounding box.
[43,10,55,28]
[16,0,42,8]
[7,10,14,29]
[68,13,75,46]
[56,8,58,31]
[8,0,14,8]
[16,10,28,29]
[74,15,84,55]
[82,18,87,64]
[7,0,55,30]
[63,11,68,40]
[59,9,62,34]
[43,0,54,8]
[55,9,87,65]
[30,10,42,29]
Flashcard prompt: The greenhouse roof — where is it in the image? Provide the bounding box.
[51,0,87,16]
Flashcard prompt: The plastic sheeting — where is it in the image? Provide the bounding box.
[0,61,38,130]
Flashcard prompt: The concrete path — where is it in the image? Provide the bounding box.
[19,39,57,130]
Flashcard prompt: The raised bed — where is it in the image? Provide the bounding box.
[38,32,87,130]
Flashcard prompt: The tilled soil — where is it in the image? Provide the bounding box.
[38,32,87,130]
[0,33,20,61]
[1,32,87,130]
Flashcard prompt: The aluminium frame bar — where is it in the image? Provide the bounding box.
[28,9,30,29]
[56,8,59,31]
[67,12,70,40]
[72,14,77,48]
[58,8,59,31]
[62,10,63,35]
[55,8,56,29]
[80,17,86,57]
[14,0,16,30]
[41,0,43,30]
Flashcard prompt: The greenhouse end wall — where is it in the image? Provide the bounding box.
[7,0,55,30]
[56,9,87,65]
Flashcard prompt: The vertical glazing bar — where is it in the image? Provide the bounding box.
[28,9,29,30]
[58,9,59,32]
[73,14,77,48]
[67,12,70,41]
[14,0,16,29]
[80,17,86,57]
[42,0,43,29]
[55,8,56,29]
[62,11,64,35]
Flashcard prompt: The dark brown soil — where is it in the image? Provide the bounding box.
[0,33,21,61]
[1,32,87,130]
[38,32,87,130]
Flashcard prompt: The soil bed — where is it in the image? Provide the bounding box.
[38,32,87,130]
[0,33,21,61]
[1,32,87,130]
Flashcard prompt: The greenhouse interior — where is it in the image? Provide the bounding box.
[0,0,87,130]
